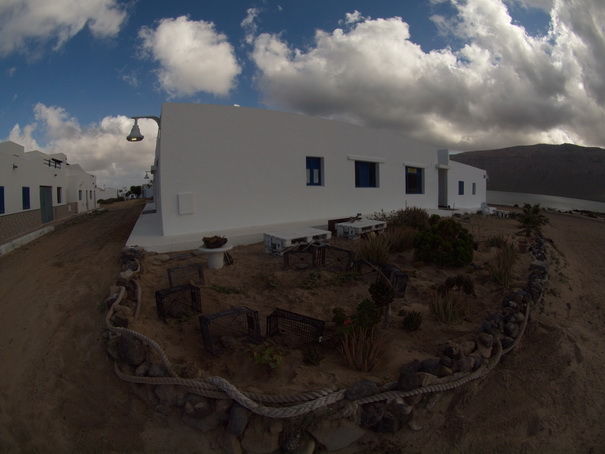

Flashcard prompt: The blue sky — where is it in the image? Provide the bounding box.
[1,0,603,189]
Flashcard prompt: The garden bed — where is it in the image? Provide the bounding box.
[127,214,531,395]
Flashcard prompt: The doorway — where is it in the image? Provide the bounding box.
[40,186,54,223]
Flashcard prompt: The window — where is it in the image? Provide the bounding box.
[458,181,464,195]
[0,186,4,214]
[472,182,476,195]
[22,187,30,210]
[306,157,323,186]
[405,167,424,194]
[57,187,62,204]
[78,190,82,201]
[355,161,378,188]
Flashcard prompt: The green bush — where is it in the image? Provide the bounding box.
[371,207,429,229]
[368,279,395,309]
[247,340,285,372]
[414,218,475,267]
[353,299,382,330]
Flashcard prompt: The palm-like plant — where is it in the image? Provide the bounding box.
[517,203,548,237]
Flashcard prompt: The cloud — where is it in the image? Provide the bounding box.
[241,8,261,45]
[6,103,156,189]
[249,0,605,149]
[139,16,242,97]
[0,0,127,57]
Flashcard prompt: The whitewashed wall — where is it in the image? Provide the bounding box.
[156,103,486,237]
[447,161,487,211]
[0,141,96,216]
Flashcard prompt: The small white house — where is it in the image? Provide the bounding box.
[96,186,120,201]
[128,103,487,251]
[0,141,97,245]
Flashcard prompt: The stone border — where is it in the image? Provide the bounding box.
[103,238,549,453]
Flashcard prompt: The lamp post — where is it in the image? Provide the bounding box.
[126,116,161,142]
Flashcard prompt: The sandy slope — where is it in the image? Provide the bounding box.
[0,201,603,453]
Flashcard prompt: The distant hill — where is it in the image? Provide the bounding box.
[450,143,605,203]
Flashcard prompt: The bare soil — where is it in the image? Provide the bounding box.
[1,200,604,453]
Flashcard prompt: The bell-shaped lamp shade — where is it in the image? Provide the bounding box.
[126,120,144,142]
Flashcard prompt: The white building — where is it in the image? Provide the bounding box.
[0,141,97,246]
[128,103,487,252]
[96,186,120,201]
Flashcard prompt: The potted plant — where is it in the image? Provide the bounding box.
[202,235,228,249]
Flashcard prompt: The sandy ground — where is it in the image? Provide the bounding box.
[0,200,604,453]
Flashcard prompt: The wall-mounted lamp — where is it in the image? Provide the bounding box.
[144,171,150,179]
[12,164,18,170]
[126,116,161,142]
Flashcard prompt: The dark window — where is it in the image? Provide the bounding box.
[22,187,30,210]
[355,161,378,188]
[405,167,424,194]
[306,157,323,186]
[0,186,4,214]
[472,182,476,195]
[78,190,82,201]
[458,181,464,195]
[57,187,62,204]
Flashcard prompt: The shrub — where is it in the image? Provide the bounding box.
[430,291,468,324]
[437,274,476,297]
[341,326,388,372]
[302,344,324,366]
[353,299,382,330]
[401,310,423,331]
[211,285,242,294]
[357,233,391,264]
[371,207,429,229]
[299,270,322,289]
[486,234,507,248]
[382,227,417,253]
[247,340,285,372]
[414,218,475,267]
[487,241,517,288]
[332,307,348,326]
[369,279,395,309]
[517,203,548,237]
[99,196,125,205]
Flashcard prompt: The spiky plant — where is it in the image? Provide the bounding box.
[401,310,423,331]
[357,233,391,264]
[341,326,388,372]
[430,291,468,324]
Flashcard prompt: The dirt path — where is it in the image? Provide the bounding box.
[0,203,604,453]
[0,201,209,453]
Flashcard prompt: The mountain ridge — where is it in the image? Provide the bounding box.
[450,143,605,203]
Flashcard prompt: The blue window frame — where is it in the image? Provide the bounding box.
[405,166,424,194]
[306,157,323,186]
[0,186,4,214]
[22,186,30,210]
[458,181,464,195]
[355,161,378,188]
